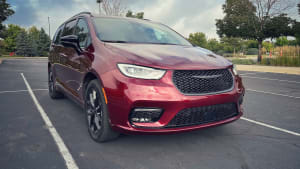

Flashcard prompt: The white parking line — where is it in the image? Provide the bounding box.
[241,76,300,84]
[21,73,79,169]
[239,72,257,76]
[241,117,300,136]
[0,89,48,94]
[246,89,300,99]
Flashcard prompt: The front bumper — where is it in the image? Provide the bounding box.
[101,69,245,134]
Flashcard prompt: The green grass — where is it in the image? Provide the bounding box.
[261,57,300,67]
[230,56,300,67]
[230,58,257,65]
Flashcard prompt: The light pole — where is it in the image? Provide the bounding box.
[97,0,103,15]
[48,16,51,40]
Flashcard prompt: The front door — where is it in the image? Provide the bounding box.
[62,18,93,99]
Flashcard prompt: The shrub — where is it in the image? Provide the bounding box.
[246,48,259,55]
[231,59,256,65]
[222,53,234,57]
[261,57,300,67]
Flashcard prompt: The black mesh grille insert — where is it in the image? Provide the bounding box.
[173,69,234,95]
[165,103,238,128]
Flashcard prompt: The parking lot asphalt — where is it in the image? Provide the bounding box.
[0,59,300,169]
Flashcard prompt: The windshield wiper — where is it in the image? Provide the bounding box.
[102,40,129,43]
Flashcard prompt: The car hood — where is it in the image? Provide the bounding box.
[105,43,232,70]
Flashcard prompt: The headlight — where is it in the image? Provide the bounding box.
[117,64,166,79]
[232,64,238,75]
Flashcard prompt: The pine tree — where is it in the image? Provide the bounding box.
[37,28,50,56]
[28,26,39,56]
[16,30,29,56]
[27,33,37,56]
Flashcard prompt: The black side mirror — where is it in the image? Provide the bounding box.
[61,35,82,54]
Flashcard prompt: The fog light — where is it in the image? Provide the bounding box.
[130,108,163,123]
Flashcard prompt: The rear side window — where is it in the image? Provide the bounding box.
[74,18,91,48]
[53,26,64,44]
[62,19,77,36]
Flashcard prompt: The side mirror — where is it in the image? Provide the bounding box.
[61,35,82,54]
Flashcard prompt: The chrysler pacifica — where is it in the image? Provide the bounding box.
[48,12,245,142]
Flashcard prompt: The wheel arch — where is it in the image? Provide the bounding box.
[82,69,104,98]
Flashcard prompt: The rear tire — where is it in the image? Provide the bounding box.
[48,68,64,99]
[85,80,119,142]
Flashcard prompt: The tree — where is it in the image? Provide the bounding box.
[216,0,294,62]
[293,22,300,45]
[126,10,144,19]
[3,24,23,52]
[220,37,244,56]
[188,32,207,48]
[245,40,258,48]
[275,36,289,46]
[16,30,32,56]
[28,26,40,41]
[0,0,14,34]
[100,0,126,16]
[216,0,256,39]
[262,41,273,52]
[207,39,222,53]
[264,14,293,40]
[298,3,300,15]
[28,26,40,56]
[37,28,51,56]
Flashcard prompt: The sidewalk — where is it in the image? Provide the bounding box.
[236,65,300,75]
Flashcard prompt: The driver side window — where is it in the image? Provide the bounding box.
[74,18,91,49]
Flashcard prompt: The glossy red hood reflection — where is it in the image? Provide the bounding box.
[105,43,232,70]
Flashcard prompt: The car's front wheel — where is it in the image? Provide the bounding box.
[85,80,119,142]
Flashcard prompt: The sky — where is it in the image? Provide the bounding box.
[5,0,300,40]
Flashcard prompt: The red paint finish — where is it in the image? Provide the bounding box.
[49,13,245,135]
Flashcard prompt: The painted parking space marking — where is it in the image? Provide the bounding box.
[21,73,79,169]
[239,72,257,76]
[0,89,48,94]
[241,117,300,136]
[246,89,300,99]
[241,76,300,84]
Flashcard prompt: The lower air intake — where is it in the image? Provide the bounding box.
[165,103,238,128]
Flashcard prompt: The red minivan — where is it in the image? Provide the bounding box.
[48,12,245,142]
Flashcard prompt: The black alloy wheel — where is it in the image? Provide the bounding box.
[85,80,119,142]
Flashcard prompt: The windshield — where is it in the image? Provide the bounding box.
[92,17,192,46]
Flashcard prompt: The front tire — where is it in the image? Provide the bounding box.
[85,80,119,142]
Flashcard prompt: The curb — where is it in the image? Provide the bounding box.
[1,57,48,60]
[236,65,300,75]
[0,57,48,65]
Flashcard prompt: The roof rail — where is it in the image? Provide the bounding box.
[71,12,92,18]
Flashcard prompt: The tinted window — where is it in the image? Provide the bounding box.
[62,20,77,36]
[74,19,90,48]
[92,18,192,46]
[53,26,63,44]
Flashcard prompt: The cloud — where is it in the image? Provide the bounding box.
[6,0,225,39]
[138,0,225,38]
[5,0,299,40]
